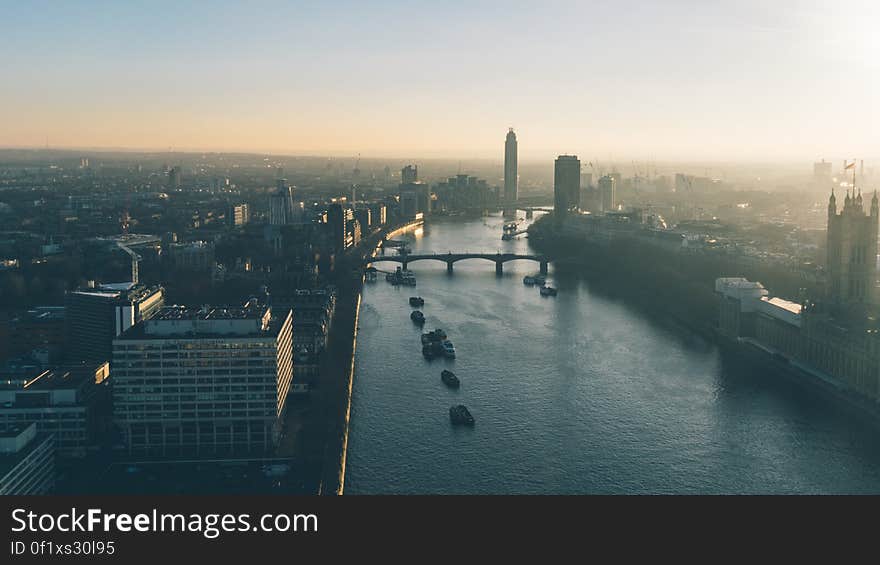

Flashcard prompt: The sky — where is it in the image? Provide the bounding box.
[1,0,879,161]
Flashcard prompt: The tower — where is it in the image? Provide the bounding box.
[826,184,879,308]
[504,128,518,206]
[553,155,580,224]
[598,175,616,213]
[269,179,295,225]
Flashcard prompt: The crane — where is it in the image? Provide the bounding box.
[116,242,142,285]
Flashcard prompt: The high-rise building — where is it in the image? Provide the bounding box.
[554,155,580,223]
[401,165,418,184]
[826,188,879,307]
[168,166,182,190]
[814,159,833,186]
[598,175,616,213]
[354,207,372,233]
[111,303,293,457]
[504,128,518,205]
[326,203,347,252]
[399,181,430,219]
[369,203,387,226]
[229,203,250,227]
[65,283,165,363]
[269,179,296,225]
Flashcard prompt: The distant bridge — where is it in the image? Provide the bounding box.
[365,252,549,275]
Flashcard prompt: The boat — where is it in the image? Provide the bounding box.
[442,340,456,358]
[410,310,425,324]
[449,405,475,426]
[409,296,424,307]
[422,344,437,359]
[540,286,558,296]
[387,267,416,286]
[421,330,443,345]
[441,370,460,388]
[523,276,536,285]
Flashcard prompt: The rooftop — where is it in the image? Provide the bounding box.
[69,282,163,303]
[152,304,268,322]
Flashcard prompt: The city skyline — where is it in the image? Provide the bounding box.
[3,1,879,160]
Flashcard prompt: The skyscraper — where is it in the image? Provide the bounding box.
[401,165,418,184]
[269,179,296,225]
[168,166,182,190]
[504,128,518,206]
[814,159,832,186]
[598,175,616,213]
[554,155,580,224]
[326,203,347,252]
[826,188,879,307]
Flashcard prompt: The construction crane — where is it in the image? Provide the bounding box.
[116,242,142,285]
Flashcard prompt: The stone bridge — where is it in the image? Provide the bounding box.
[365,252,549,275]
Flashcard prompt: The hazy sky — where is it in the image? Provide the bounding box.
[2,1,878,161]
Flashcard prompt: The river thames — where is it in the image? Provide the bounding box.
[345,213,880,494]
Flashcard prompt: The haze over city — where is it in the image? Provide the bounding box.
[2,0,879,161]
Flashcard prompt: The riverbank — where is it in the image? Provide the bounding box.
[528,214,880,426]
[310,218,425,495]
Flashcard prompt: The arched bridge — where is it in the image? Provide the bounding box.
[365,252,549,275]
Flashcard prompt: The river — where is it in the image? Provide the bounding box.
[344,213,880,494]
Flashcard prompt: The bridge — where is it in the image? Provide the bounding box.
[365,252,549,275]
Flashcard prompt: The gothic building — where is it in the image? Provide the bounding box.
[825,187,879,308]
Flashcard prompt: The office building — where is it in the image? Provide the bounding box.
[65,283,165,363]
[167,241,215,272]
[269,179,296,225]
[229,203,250,227]
[112,303,293,458]
[0,362,111,459]
[554,155,580,223]
[401,165,418,184]
[326,203,347,252]
[399,182,429,219]
[598,175,616,213]
[368,203,387,226]
[0,423,55,495]
[814,160,833,186]
[168,166,182,190]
